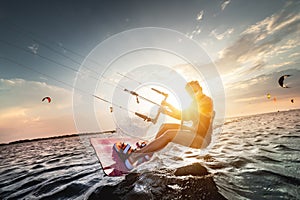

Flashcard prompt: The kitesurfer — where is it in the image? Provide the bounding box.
[125,80,214,169]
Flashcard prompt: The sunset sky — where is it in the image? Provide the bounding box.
[0,0,299,143]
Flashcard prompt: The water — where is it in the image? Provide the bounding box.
[0,109,299,199]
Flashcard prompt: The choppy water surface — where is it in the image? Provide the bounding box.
[0,109,299,199]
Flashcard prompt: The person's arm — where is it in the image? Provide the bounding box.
[201,97,213,118]
[161,101,182,120]
[182,98,201,121]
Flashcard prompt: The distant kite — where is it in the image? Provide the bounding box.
[267,93,271,99]
[291,99,294,103]
[42,96,51,103]
[273,97,277,102]
[278,75,291,88]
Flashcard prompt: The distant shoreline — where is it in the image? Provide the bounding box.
[226,108,300,119]
[1,108,299,146]
[0,130,116,146]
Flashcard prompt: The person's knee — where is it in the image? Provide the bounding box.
[162,130,176,141]
[159,124,171,133]
[159,124,167,131]
[161,123,180,130]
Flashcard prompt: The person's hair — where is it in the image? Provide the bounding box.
[186,80,202,92]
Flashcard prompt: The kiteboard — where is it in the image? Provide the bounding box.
[90,137,150,177]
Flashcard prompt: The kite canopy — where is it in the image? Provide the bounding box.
[278,75,291,88]
[267,93,271,99]
[42,96,51,103]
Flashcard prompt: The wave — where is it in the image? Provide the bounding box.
[242,170,300,186]
[252,155,281,163]
[274,144,299,151]
[280,135,300,139]
[1,109,300,199]
[87,163,227,200]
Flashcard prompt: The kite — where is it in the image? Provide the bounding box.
[42,96,51,103]
[278,75,291,88]
[291,99,294,103]
[267,93,271,99]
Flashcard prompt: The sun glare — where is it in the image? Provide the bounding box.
[127,84,194,124]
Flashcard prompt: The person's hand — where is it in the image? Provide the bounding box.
[160,105,168,114]
[161,99,168,107]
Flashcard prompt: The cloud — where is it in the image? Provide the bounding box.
[215,2,300,75]
[223,68,300,116]
[186,25,202,39]
[235,60,266,78]
[0,113,75,144]
[28,43,39,54]
[0,78,72,109]
[226,74,270,91]
[187,10,204,39]
[196,10,204,21]
[221,0,231,11]
[0,78,75,143]
[0,107,27,119]
[234,96,263,103]
[288,52,300,58]
[243,6,300,36]
[210,28,234,40]
[265,61,295,69]
[172,64,204,83]
[264,39,299,58]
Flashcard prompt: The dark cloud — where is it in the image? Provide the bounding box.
[215,2,300,75]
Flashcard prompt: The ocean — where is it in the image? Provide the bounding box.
[0,109,299,200]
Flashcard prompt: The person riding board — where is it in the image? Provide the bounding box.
[122,80,214,170]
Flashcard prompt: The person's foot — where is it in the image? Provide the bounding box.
[126,151,153,168]
[113,141,152,170]
[112,142,135,170]
[136,141,147,148]
[124,158,134,170]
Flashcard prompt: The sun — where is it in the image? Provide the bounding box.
[127,84,191,124]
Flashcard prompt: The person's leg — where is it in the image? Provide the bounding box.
[128,129,179,164]
[154,123,180,139]
[139,129,178,153]
[129,128,199,164]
